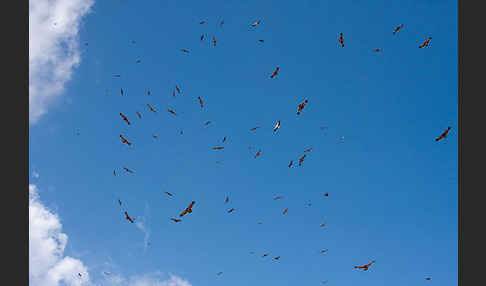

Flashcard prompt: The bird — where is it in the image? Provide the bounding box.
[227,208,235,213]
[262,253,269,257]
[254,149,262,158]
[320,222,326,227]
[120,113,131,125]
[147,104,156,112]
[123,167,134,174]
[374,48,382,52]
[199,21,206,24]
[225,196,229,203]
[171,218,182,223]
[273,120,281,132]
[113,74,121,78]
[147,89,151,96]
[153,135,158,139]
[136,112,142,119]
[220,20,224,27]
[168,109,177,116]
[324,192,329,197]
[435,126,451,141]
[270,67,280,78]
[258,39,264,43]
[320,249,328,254]
[213,146,224,150]
[164,192,174,196]
[339,33,344,47]
[274,196,283,200]
[217,272,223,276]
[283,208,288,215]
[175,85,181,94]
[392,24,403,35]
[419,37,432,48]
[120,88,124,96]
[181,49,190,53]
[124,211,135,223]
[120,135,131,146]
[172,90,176,97]
[113,169,116,176]
[425,277,432,281]
[136,59,141,64]
[222,137,227,143]
[78,273,82,277]
[250,126,260,131]
[354,260,376,271]
[117,199,122,206]
[251,20,261,27]
[273,256,281,260]
[200,34,205,41]
[298,154,306,166]
[288,160,293,168]
[180,201,195,217]
[297,100,308,115]
[198,96,204,108]
[304,147,312,153]
[213,37,217,47]
[205,121,212,126]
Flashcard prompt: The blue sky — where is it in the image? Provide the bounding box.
[29,0,457,285]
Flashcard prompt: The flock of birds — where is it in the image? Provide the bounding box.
[73,16,452,284]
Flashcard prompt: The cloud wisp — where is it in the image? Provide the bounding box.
[29,0,94,124]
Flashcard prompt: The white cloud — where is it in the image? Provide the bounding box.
[135,203,151,251]
[29,0,94,124]
[29,184,91,286]
[32,170,40,179]
[29,184,193,286]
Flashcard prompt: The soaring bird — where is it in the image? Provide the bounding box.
[320,249,328,254]
[270,67,280,78]
[200,34,205,41]
[262,253,269,257]
[120,88,124,96]
[258,39,264,43]
[123,167,134,174]
[213,37,217,47]
[136,112,142,119]
[297,100,308,115]
[274,256,281,260]
[324,192,329,197]
[171,218,182,223]
[273,120,281,132]
[435,126,451,141]
[147,89,151,96]
[113,169,116,176]
[282,208,288,215]
[205,121,212,126]
[136,59,141,64]
[320,222,326,227]
[181,49,190,53]
[392,24,404,35]
[198,96,204,108]
[199,21,206,24]
[168,109,177,116]
[164,191,174,197]
[250,126,260,131]
[225,196,229,203]
[374,48,382,53]
[304,147,312,153]
[120,135,131,146]
[354,260,376,271]
[118,199,122,206]
[213,146,224,150]
[274,196,283,200]
[419,37,432,48]
[254,149,262,158]
[180,201,195,217]
[222,137,227,143]
[339,33,344,47]
[227,208,235,213]
[124,212,135,223]
[120,113,131,125]
[147,104,156,112]
[251,20,261,27]
[113,74,121,78]
[298,154,306,166]
[425,277,432,281]
[176,85,181,94]
[288,160,293,168]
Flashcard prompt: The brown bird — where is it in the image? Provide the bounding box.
[213,146,224,150]
[354,260,376,271]
[258,39,264,43]
[274,256,281,260]
[136,112,142,119]
[171,218,182,223]
[205,121,212,126]
[274,196,283,200]
[147,89,151,96]
[273,120,281,132]
[176,85,181,94]
[220,20,224,26]
[392,24,403,35]
[118,199,122,206]
[251,20,261,27]
[298,154,306,166]
[120,113,131,125]
[213,37,217,47]
[200,34,205,41]
[227,208,235,213]
[198,96,204,108]
[123,167,134,174]
[113,169,116,176]
[120,135,131,146]
[374,48,382,52]
[120,88,124,96]
[339,33,344,47]
[225,196,229,203]
[262,253,269,257]
[153,135,158,139]
[199,21,206,24]
[168,109,177,116]
[419,37,432,48]
[425,277,431,281]
[124,211,134,223]
[181,49,190,53]
[435,126,451,141]
[304,147,312,153]
[113,74,121,78]
[222,137,227,143]
[324,192,329,197]
[282,208,288,215]
[254,149,262,158]
[180,201,195,217]
[250,126,260,131]
[288,160,293,168]
[297,100,308,115]
[270,67,280,78]
[164,192,173,197]
[320,222,326,227]
[147,104,156,113]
